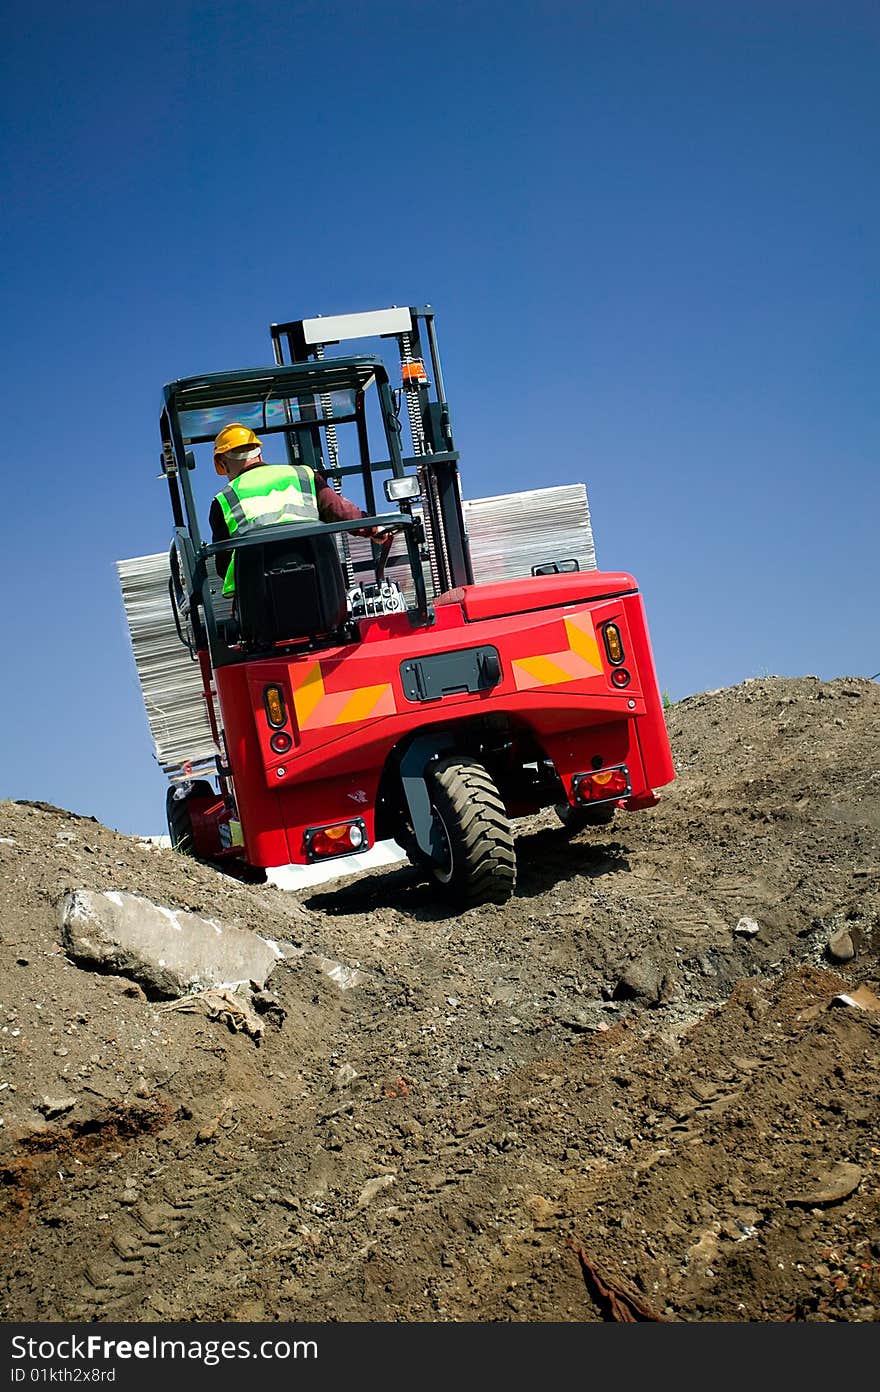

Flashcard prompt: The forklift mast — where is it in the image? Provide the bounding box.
[270,306,474,594]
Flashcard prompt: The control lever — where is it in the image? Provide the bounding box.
[372,530,395,585]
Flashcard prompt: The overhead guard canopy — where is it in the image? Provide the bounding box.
[163,356,388,444]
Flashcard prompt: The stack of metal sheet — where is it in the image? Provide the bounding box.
[116,483,597,781]
[351,481,596,599]
[116,554,217,779]
[465,482,596,582]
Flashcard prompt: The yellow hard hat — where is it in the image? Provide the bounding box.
[213,423,262,473]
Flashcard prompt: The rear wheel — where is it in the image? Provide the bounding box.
[554,801,615,833]
[424,757,516,907]
[166,780,214,856]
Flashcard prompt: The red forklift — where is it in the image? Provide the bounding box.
[161,305,674,905]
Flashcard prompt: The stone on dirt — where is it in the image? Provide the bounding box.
[829,985,880,1012]
[36,1096,77,1119]
[357,1174,396,1208]
[58,888,280,998]
[734,915,760,936]
[612,955,664,1002]
[827,927,856,963]
[786,1162,862,1207]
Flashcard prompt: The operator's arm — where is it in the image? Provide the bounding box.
[209,498,232,581]
[315,473,385,537]
[314,474,366,525]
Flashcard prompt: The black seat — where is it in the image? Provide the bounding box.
[235,533,348,648]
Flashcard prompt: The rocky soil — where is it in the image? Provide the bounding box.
[1,675,878,1324]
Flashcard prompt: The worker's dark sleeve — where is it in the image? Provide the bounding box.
[314,473,366,524]
[209,497,231,581]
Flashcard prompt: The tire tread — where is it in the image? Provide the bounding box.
[426,757,516,907]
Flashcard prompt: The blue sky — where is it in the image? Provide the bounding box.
[2,1,877,836]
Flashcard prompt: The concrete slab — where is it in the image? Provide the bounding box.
[59,888,282,998]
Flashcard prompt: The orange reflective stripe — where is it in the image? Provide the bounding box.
[332,684,396,725]
[290,663,396,731]
[512,613,603,691]
[564,614,602,671]
[513,654,575,688]
[291,662,325,727]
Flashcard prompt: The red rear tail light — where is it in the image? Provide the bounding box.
[304,818,368,861]
[572,765,631,804]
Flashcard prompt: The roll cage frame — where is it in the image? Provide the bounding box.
[159,355,438,666]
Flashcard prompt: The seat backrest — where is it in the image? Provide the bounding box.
[235,532,348,648]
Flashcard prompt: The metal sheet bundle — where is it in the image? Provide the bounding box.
[116,554,217,777]
[354,481,596,600]
[464,482,596,582]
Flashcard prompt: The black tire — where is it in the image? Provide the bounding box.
[554,801,615,833]
[166,780,214,856]
[424,757,516,907]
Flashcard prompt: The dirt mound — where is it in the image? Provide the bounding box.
[1,675,878,1322]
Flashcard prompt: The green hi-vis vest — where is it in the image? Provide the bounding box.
[216,463,320,597]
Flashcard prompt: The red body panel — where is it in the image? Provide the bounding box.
[211,571,675,868]
[188,792,232,859]
[455,571,638,622]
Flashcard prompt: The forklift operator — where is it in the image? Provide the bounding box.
[209,423,380,597]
